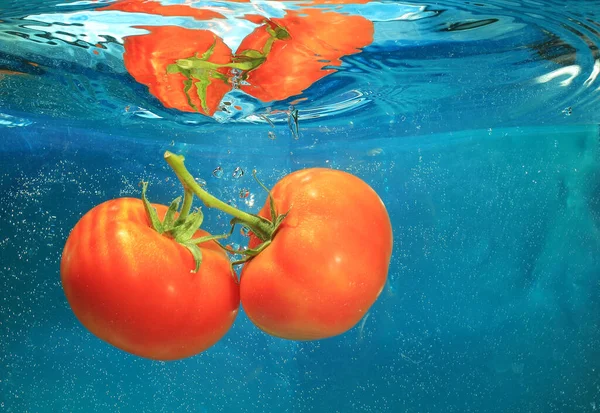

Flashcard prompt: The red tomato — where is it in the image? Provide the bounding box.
[60,198,239,360]
[240,168,393,340]
[237,9,374,102]
[123,26,232,115]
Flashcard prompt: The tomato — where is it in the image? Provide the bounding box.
[123,26,232,115]
[60,198,239,360]
[237,9,374,102]
[240,168,393,340]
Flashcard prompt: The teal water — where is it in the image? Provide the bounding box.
[1,0,600,412]
[2,122,599,412]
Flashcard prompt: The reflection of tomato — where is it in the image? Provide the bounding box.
[99,0,225,19]
[237,9,374,102]
[61,198,239,360]
[240,168,393,340]
[123,26,232,115]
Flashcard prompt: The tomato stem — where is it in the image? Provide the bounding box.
[177,187,194,223]
[164,151,274,241]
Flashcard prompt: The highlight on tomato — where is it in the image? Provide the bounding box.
[60,183,240,360]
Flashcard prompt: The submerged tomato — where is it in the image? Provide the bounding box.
[240,168,393,340]
[237,9,374,102]
[60,198,239,360]
[123,26,232,115]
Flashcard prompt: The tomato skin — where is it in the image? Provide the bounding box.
[60,198,239,360]
[240,168,393,340]
[123,26,232,115]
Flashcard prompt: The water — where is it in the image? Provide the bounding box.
[1,1,600,412]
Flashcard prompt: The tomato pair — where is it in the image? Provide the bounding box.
[61,160,393,360]
[115,5,373,114]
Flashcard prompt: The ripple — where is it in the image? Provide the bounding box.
[0,113,32,128]
[239,90,370,125]
[0,0,598,136]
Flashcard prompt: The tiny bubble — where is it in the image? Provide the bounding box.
[228,243,241,253]
[240,226,250,237]
[244,193,255,207]
[212,166,224,178]
[233,167,244,179]
[239,189,250,199]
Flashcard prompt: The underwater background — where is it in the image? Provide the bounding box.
[1,0,600,412]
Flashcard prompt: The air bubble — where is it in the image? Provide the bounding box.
[232,167,244,179]
[268,131,276,140]
[240,226,250,237]
[244,193,255,207]
[239,188,250,199]
[228,243,241,252]
[212,166,224,178]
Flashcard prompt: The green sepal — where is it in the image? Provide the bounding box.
[172,209,204,243]
[183,243,203,273]
[200,37,217,60]
[267,23,291,41]
[182,78,198,112]
[141,182,231,273]
[163,196,181,229]
[273,211,288,232]
[252,170,278,223]
[193,79,210,115]
[166,64,182,75]
[163,37,223,114]
[141,181,164,234]
[184,234,230,272]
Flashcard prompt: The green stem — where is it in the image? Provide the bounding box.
[178,187,194,221]
[163,151,273,241]
[175,57,265,73]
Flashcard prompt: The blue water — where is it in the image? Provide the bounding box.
[2,0,600,412]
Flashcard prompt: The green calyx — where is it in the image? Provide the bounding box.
[165,22,291,113]
[141,182,228,273]
[166,38,228,115]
